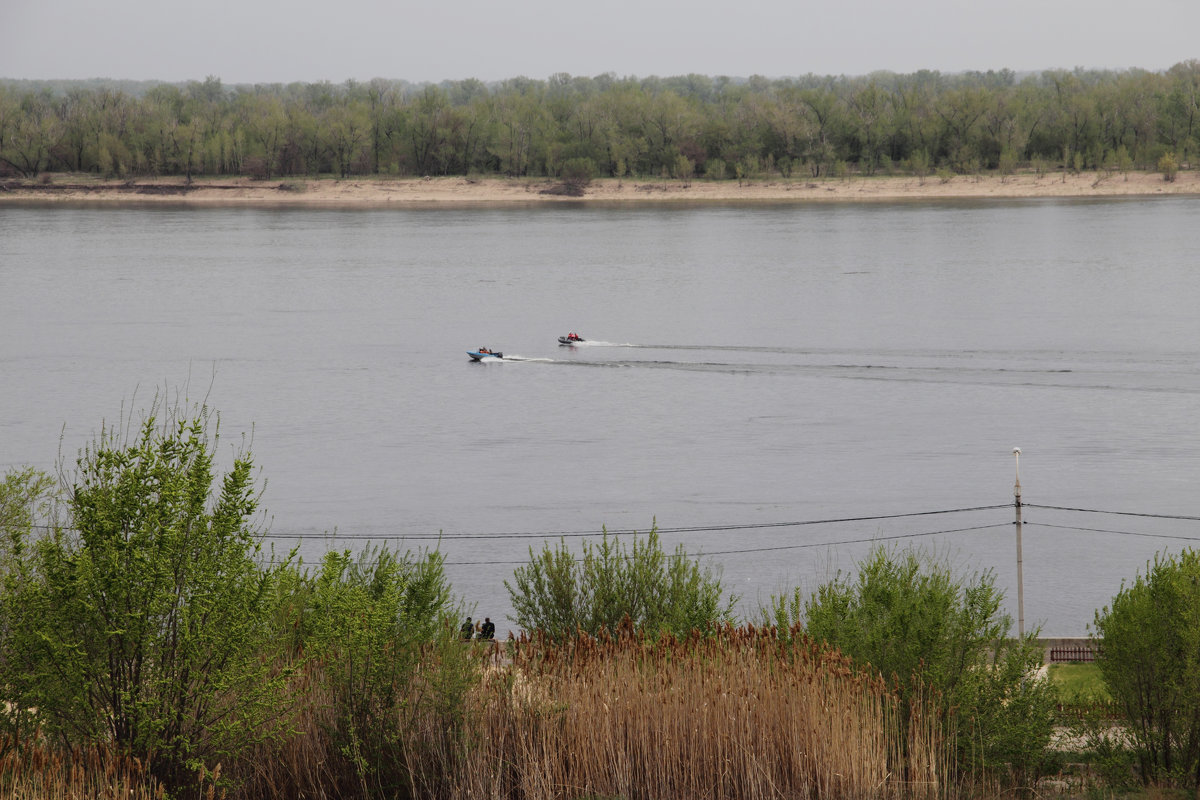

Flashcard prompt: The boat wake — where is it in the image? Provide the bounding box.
[533,344,1200,393]
[470,354,553,363]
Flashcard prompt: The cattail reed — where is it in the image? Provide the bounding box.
[425,624,949,800]
[12,627,950,799]
[0,738,163,799]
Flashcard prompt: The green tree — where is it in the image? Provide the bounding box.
[403,86,451,176]
[553,156,596,195]
[798,546,1056,787]
[1044,70,1098,166]
[1116,144,1135,178]
[848,80,889,174]
[323,101,370,178]
[935,87,989,172]
[798,86,844,177]
[674,152,695,184]
[642,89,699,175]
[976,86,1028,168]
[57,88,97,172]
[0,467,56,556]
[487,90,550,176]
[0,467,58,741]
[359,78,399,174]
[0,89,62,177]
[295,545,473,798]
[1158,150,1179,181]
[1,404,293,793]
[506,527,737,641]
[1165,60,1200,165]
[890,71,941,165]
[997,146,1019,181]
[909,148,932,183]
[237,91,288,179]
[1093,549,1200,788]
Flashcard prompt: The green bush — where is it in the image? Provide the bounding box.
[294,545,474,797]
[1,407,481,800]
[0,466,56,569]
[1094,548,1200,787]
[505,526,737,641]
[0,467,59,741]
[1158,151,1179,181]
[798,546,1057,788]
[0,405,293,793]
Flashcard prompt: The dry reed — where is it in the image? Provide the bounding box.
[0,737,165,799]
[426,624,949,800]
[11,628,950,800]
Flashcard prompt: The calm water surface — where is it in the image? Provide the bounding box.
[3,197,1199,636]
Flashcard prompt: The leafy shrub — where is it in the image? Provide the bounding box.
[0,467,58,741]
[1094,548,1200,787]
[0,466,56,568]
[0,404,294,794]
[1158,151,1179,181]
[798,546,1057,788]
[290,545,475,797]
[1,409,479,800]
[505,526,737,641]
[545,157,597,195]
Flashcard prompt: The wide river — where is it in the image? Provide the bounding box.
[3,197,1199,637]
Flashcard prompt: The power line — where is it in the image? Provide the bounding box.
[26,501,1200,547]
[1028,521,1200,543]
[24,503,1006,541]
[1026,503,1200,522]
[442,523,1012,566]
[256,504,1011,541]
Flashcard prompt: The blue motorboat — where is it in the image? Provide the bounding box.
[468,348,503,361]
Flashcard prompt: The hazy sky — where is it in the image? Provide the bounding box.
[2,0,1197,85]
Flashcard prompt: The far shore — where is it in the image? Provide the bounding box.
[2,170,1198,208]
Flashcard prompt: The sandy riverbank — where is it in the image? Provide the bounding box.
[2,170,1198,208]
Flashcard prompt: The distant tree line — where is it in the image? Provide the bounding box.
[2,63,1198,182]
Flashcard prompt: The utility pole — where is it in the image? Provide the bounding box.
[1013,447,1025,639]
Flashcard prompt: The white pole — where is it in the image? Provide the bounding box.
[1013,447,1025,639]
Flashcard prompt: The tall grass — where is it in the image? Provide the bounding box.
[7,626,951,800]
[0,738,165,799]
[436,624,949,800]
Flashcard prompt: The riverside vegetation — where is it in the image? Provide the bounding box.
[2,63,1199,184]
[2,402,1199,799]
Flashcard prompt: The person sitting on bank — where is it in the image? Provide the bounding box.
[481,617,495,640]
[460,616,473,640]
